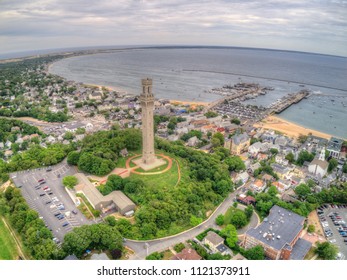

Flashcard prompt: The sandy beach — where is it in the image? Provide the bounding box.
[254,115,332,140]
[169,99,209,107]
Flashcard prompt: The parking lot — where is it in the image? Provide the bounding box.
[318,204,347,260]
[10,159,92,243]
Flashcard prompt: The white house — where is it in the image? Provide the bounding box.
[236,171,249,185]
[308,148,328,178]
[248,142,262,156]
[187,136,200,147]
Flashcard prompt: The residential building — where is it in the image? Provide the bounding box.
[204,231,228,255]
[171,248,202,260]
[243,205,311,260]
[251,179,266,193]
[237,194,256,206]
[236,171,249,185]
[89,92,103,100]
[187,136,200,147]
[327,137,343,159]
[248,142,262,156]
[271,163,290,179]
[227,133,250,155]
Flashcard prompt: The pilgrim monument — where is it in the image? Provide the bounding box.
[133,78,165,171]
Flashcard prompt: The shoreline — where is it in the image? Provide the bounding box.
[254,115,335,140]
[169,99,209,106]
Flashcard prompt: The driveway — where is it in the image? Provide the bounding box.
[126,189,259,260]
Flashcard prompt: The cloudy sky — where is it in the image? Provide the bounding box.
[1,0,346,56]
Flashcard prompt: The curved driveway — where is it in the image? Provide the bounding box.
[126,188,259,260]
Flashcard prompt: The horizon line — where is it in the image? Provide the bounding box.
[1,44,346,61]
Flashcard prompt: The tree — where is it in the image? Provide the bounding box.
[204,111,218,118]
[229,209,248,229]
[211,137,221,147]
[190,215,202,227]
[213,179,231,195]
[231,118,240,125]
[146,252,163,260]
[315,242,338,260]
[243,245,265,260]
[220,224,238,248]
[294,184,312,199]
[267,185,278,196]
[328,158,338,173]
[225,156,245,172]
[244,205,254,220]
[212,132,225,147]
[215,214,224,226]
[285,152,295,163]
[270,148,278,155]
[62,175,78,189]
[174,243,185,253]
[106,175,124,191]
[62,224,123,258]
[76,127,86,134]
[343,163,347,174]
[67,151,80,165]
[63,131,74,140]
[296,150,315,166]
[298,134,308,144]
[307,224,315,233]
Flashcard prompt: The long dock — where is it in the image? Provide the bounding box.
[269,90,310,114]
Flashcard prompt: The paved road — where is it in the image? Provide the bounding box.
[126,188,259,260]
[10,159,92,242]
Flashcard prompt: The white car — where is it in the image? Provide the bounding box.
[329,239,337,243]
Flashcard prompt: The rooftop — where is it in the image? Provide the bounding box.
[246,205,305,251]
[205,231,224,246]
[327,137,343,152]
[74,173,135,213]
[290,238,312,260]
[171,248,202,260]
[232,133,249,145]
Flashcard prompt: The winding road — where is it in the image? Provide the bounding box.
[126,188,260,260]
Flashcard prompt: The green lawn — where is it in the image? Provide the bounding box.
[130,157,179,190]
[118,150,188,190]
[0,217,18,260]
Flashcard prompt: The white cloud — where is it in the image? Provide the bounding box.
[0,0,346,56]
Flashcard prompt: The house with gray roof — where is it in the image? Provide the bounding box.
[74,173,135,215]
[243,205,311,260]
[327,137,343,159]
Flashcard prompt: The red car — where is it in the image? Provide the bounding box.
[43,186,49,191]
[38,178,45,183]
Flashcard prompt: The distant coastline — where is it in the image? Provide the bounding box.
[46,47,347,139]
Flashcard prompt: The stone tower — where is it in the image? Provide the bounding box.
[133,78,165,171]
[140,78,156,164]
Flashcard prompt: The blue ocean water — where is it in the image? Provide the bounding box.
[49,47,347,138]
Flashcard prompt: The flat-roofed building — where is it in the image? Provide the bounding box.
[327,137,343,159]
[243,205,311,260]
